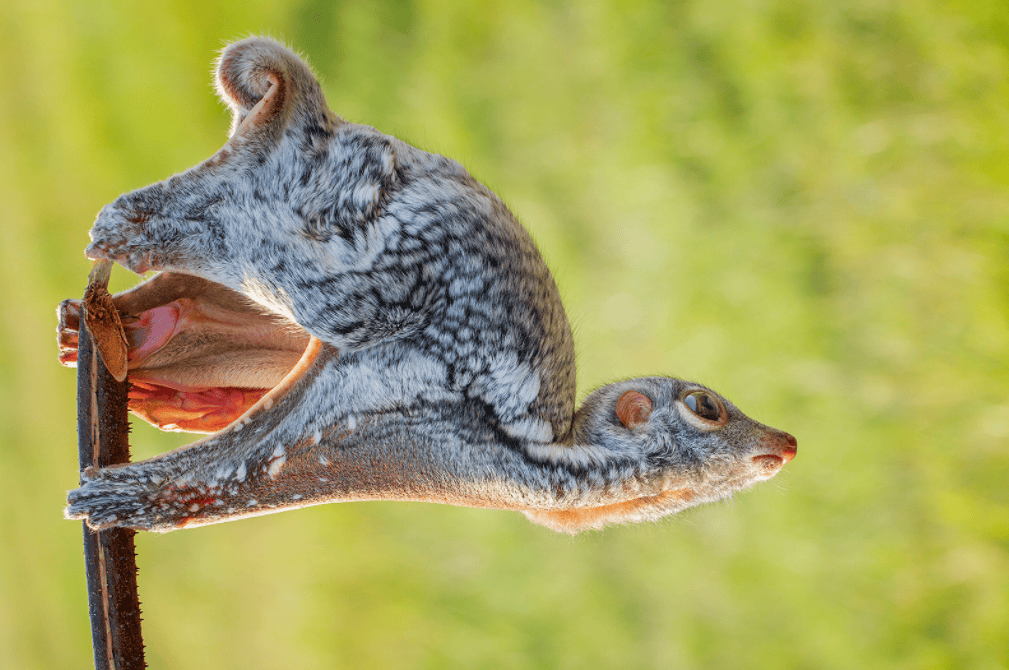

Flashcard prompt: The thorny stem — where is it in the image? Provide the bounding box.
[77,260,146,669]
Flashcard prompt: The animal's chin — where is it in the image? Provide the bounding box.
[749,454,786,481]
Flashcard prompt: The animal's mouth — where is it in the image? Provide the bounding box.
[749,431,797,476]
[96,272,313,434]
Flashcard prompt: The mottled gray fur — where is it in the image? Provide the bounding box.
[64,37,796,533]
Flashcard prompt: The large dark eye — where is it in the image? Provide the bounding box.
[683,391,724,422]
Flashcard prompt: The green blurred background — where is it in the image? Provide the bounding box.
[2,1,1007,668]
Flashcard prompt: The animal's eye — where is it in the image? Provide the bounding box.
[683,391,724,423]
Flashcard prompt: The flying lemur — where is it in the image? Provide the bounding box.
[60,37,796,534]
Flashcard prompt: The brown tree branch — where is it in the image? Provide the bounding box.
[77,260,146,670]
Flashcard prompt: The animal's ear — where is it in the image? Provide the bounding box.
[616,391,652,429]
[215,37,326,139]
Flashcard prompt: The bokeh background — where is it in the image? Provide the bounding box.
[2,1,1007,668]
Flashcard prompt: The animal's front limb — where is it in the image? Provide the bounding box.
[65,339,527,531]
[67,338,334,530]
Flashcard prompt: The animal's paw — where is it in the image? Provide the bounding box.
[56,299,82,367]
[85,238,155,276]
[66,465,170,531]
[85,200,161,274]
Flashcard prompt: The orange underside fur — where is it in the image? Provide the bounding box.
[526,488,695,533]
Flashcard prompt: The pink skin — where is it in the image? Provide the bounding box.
[61,298,268,432]
[58,274,308,433]
[125,302,184,366]
[127,380,268,433]
[124,299,268,431]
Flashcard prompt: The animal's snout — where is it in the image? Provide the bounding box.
[752,430,797,467]
[778,431,797,462]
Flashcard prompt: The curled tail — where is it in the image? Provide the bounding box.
[215,36,332,136]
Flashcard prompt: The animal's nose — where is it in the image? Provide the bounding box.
[753,430,797,466]
[776,431,797,462]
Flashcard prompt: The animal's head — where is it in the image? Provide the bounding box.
[525,377,796,532]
